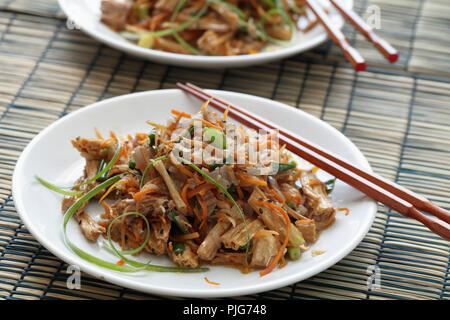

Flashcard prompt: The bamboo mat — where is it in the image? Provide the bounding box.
[0,0,449,300]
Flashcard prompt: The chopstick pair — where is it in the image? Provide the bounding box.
[305,0,398,71]
[176,82,450,241]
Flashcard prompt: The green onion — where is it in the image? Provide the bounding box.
[148,128,156,147]
[62,175,140,272]
[128,160,136,170]
[168,210,189,234]
[170,0,202,55]
[36,141,121,194]
[140,155,168,188]
[96,159,111,182]
[287,246,301,260]
[210,0,246,20]
[210,162,224,171]
[172,242,186,255]
[324,178,336,194]
[256,5,296,45]
[61,174,208,273]
[176,156,251,264]
[203,127,226,149]
[227,184,236,194]
[273,161,297,172]
[287,203,296,210]
[34,175,83,197]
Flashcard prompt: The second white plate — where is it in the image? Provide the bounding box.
[58,0,352,68]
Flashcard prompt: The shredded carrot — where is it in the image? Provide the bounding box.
[101,200,111,217]
[98,180,127,203]
[338,207,350,216]
[133,187,158,201]
[269,189,284,203]
[187,183,215,198]
[181,183,193,215]
[109,131,117,139]
[312,166,319,173]
[236,172,267,187]
[200,98,212,111]
[200,118,222,130]
[94,127,104,140]
[257,200,291,277]
[171,109,192,118]
[146,120,168,130]
[172,232,200,241]
[223,105,230,121]
[116,259,125,266]
[99,138,116,149]
[197,195,208,221]
[204,277,220,286]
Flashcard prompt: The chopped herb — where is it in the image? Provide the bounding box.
[128,160,136,170]
[227,184,236,194]
[273,161,297,172]
[210,162,224,170]
[173,242,185,255]
[287,203,296,210]
[168,210,189,234]
[96,159,111,182]
[148,128,156,147]
[324,178,336,194]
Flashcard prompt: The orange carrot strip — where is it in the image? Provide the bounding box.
[269,189,284,203]
[98,180,127,203]
[116,259,125,266]
[197,195,208,221]
[204,277,220,285]
[101,200,111,217]
[181,183,193,215]
[133,187,158,201]
[100,138,116,149]
[200,119,222,130]
[258,201,291,277]
[338,207,350,216]
[200,98,212,111]
[94,127,104,140]
[187,183,215,198]
[146,120,168,130]
[172,232,200,241]
[171,109,192,118]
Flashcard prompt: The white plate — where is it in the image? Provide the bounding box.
[13,89,376,298]
[58,0,352,68]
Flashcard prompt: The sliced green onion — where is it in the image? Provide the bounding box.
[324,178,336,194]
[140,155,168,188]
[169,210,189,234]
[203,127,226,149]
[256,6,296,45]
[176,156,251,264]
[273,161,297,172]
[36,141,121,196]
[287,246,301,260]
[172,242,186,255]
[62,174,208,273]
[148,128,156,147]
[210,0,246,20]
[62,175,140,272]
[35,175,83,197]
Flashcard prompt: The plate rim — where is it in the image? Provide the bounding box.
[57,0,354,68]
[12,89,377,297]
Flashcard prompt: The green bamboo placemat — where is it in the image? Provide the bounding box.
[0,0,448,300]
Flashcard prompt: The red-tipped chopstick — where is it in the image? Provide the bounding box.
[305,0,366,71]
[176,82,450,241]
[329,0,398,63]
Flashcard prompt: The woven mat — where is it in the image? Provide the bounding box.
[0,0,449,300]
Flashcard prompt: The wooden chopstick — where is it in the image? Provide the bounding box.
[176,82,450,240]
[329,0,399,63]
[304,0,366,72]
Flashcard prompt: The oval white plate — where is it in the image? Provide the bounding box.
[13,89,376,298]
[58,0,352,68]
